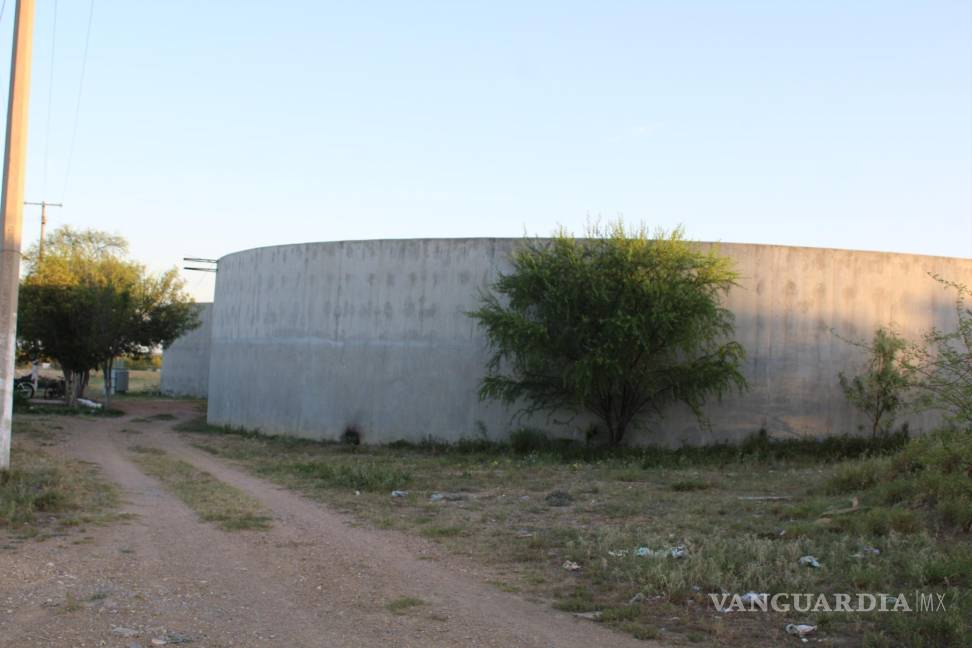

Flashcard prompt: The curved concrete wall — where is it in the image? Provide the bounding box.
[206,239,972,445]
[161,303,212,398]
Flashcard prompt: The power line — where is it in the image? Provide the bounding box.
[40,0,56,197]
[60,0,93,202]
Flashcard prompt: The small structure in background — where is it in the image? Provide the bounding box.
[160,303,212,398]
[110,359,129,394]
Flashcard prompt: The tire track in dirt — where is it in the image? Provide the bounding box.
[2,401,660,647]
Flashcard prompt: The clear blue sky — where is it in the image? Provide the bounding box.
[1,1,969,301]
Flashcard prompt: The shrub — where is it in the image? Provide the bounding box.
[904,275,972,427]
[340,425,362,446]
[509,428,551,454]
[839,327,911,437]
[824,427,972,532]
[469,223,746,446]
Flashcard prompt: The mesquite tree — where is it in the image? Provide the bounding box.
[470,224,747,446]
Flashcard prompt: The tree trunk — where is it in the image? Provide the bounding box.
[605,417,625,447]
[63,370,78,407]
[103,358,114,409]
[79,370,90,398]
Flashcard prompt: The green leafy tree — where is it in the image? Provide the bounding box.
[469,224,747,446]
[17,227,199,406]
[838,327,911,437]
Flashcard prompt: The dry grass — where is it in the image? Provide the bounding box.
[86,369,160,395]
[0,420,120,540]
[180,418,970,647]
[130,446,272,531]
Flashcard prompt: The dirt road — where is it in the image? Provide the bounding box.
[1,401,655,647]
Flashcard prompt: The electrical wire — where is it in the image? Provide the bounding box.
[60,0,95,203]
[41,0,59,198]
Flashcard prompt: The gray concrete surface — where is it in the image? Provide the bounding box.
[202,239,972,445]
[161,303,212,398]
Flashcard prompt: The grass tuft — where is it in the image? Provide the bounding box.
[130,448,272,531]
[0,443,118,533]
[386,596,426,614]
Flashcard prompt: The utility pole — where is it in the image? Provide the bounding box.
[0,0,36,471]
[25,200,62,259]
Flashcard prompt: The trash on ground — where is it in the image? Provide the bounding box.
[630,545,687,559]
[740,592,767,605]
[77,398,102,409]
[608,549,628,558]
[852,546,881,558]
[785,623,817,642]
[562,560,581,571]
[629,592,646,605]
[799,555,822,568]
[390,490,409,498]
[572,611,602,621]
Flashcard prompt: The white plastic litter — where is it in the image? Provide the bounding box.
[607,549,628,558]
[740,592,767,605]
[390,490,408,497]
[631,545,686,559]
[852,546,881,558]
[785,623,816,642]
[562,560,581,571]
[77,398,102,409]
[798,555,822,568]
